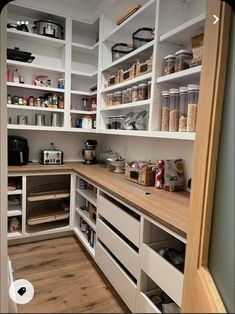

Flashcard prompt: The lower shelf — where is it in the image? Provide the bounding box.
[8,232,22,239]
[26,219,70,234]
[74,227,95,258]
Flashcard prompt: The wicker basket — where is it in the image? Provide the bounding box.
[125,162,156,186]
[136,55,153,77]
[108,71,121,86]
[119,64,136,83]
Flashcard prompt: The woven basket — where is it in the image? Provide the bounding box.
[136,55,152,77]
[119,64,136,83]
[108,71,121,86]
[125,162,156,186]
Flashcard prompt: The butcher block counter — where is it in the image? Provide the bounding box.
[8,162,190,237]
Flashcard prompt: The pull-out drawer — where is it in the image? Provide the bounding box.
[98,194,140,247]
[137,290,161,313]
[140,239,184,306]
[96,241,137,312]
[97,218,139,278]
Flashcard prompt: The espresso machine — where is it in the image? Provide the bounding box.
[82,140,97,164]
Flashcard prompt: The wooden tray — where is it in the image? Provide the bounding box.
[28,190,70,202]
[27,205,69,225]
[116,4,142,25]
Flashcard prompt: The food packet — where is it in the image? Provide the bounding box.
[155,160,165,189]
[164,159,185,192]
[191,33,204,66]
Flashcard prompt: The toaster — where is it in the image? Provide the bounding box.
[40,149,63,165]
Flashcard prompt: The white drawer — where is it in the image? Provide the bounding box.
[98,194,140,247]
[96,241,137,312]
[140,240,184,306]
[137,291,161,313]
[97,218,139,278]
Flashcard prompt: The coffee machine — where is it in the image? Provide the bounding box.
[82,140,97,164]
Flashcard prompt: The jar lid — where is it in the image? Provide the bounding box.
[188,84,199,90]
[164,54,176,60]
[175,49,193,56]
[162,90,170,96]
[179,86,188,93]
[169,88,179,94]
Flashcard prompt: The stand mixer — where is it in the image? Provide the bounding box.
[82,140,97,164]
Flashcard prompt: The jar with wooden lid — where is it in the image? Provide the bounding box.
[175,50,193,72]
[107,93,113,106]
[132,86,139,102]
[163,54,176,75]
[161,90,170,131]
[138,82,148,101]
[169,88,179,132]
[187,84,199,132]
[179,86,188,132]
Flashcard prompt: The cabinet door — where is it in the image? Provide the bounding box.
[182,1,232,312]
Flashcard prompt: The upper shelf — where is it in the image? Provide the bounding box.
[160,14,205,45]
[72,42,99,55]
[157,66,201,84]
[71,70,98,78]
[103,0,156,42]
[7,60,65,73]
[7,29,66,48]
[7,82,65,93]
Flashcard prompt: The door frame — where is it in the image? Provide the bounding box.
[182,0,231,312]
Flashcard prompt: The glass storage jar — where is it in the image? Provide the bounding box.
[161,90,170,131]
[122,90,127,104]
[132,86,139,102]
[126,88,132,103]
[148,81,151,98]
[111,116,117,129]
[138,83,148,101]
[117,115,125,130]
[105,116,112,129]
[163,54,176,75]
[179,86,188,132]
[113,91,122,105]
[169,88,179,132]
[107,93,113,106]
[175,50,193,72]
[187,84,199,132]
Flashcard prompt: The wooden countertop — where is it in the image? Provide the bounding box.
[9,162,190,238]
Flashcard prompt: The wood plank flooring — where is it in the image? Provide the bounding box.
[8,236,130,313]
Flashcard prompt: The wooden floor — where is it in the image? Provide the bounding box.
[8,236,130,313]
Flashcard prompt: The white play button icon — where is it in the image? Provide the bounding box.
[9,279,34,304]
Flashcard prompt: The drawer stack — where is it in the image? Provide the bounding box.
[96,192,141,312]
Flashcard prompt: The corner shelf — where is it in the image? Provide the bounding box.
[76,207,96,231]
[7,82,65,93]
[72,42,99,55]
[71,70,98,77]
[76,188,97,207]
[73,226,95,257]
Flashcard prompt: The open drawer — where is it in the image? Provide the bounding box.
[98,193,140,247]
[141,239,184,306]
[97,217,139,278]
[96,241,137,312]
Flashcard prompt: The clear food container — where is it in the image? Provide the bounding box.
[138,83,148,101]
[187,84,199,132]
[132,86,139,102]
[169,88,179,132]
[161,90,170,131]
[163,54,176,75]
[175,50,193,72]
[126,88,132,103]
[113,91,122,105]
[179,86,188,132]
[117,115,125,130]
[107,93,113,106]
[111,116,117,129]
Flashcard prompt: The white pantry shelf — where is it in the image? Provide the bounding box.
[7,29,66,48]
[70,110,97,115]
[7,232,22,239]
[72,42,99,55]
[7,124,65,132]
[102,40,154,72]
[69,128,97,133]
[76,207,96,231]
[100,99,150,111]
[102,73,152,93]
[70,90,91,96]
[157,66,201,84]
[7,82,65,93]
[73,227,95,258]
[7,104,64,113]
[76,188,97,207]
[7,60,65,73]
[7,210,22,217]
[8,189,22,195]
[71,70,98,77]
[160,14,206,45]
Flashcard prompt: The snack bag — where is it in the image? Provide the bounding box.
[155,160,165,189]
[164,159,185,192]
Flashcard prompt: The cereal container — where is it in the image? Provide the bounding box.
[169,88,179,132]
[187,84,199,132]
[179,86,188,132]
[161,90,170,131]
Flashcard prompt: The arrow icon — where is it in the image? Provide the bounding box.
[213,14,219,24]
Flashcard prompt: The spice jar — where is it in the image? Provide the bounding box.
[161,90,170,131]
[18,97,23,105]
[105,116,112,129]
[7,95,12,104]
[52,95,58,108]
[138,83,148,101]
[163,55,176,75]
[59,96,64,109]
[132,86,139,102]
[107,93,113,106]
[175,50,193,72]
[148,81,151,99]
[22,96,27,106]
[187,84,199,132]
[113,91,122,105]
[126,88,132,103]
[179,86,188,132]
[169,88,179,132]
[117,115,125,130]
[28,96,34,106]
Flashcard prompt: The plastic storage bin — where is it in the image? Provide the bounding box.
[111,43,134,62]
[132,27,154,49]
[175,50,193,72]
[163,55,176,75]
[161,90,170,131]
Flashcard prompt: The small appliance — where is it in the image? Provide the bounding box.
[8,136,29,166]
[40,143,63,165]
[82,140,97,164]
[33,20,63,39]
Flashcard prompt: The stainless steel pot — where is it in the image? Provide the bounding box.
[33,20,63,39]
